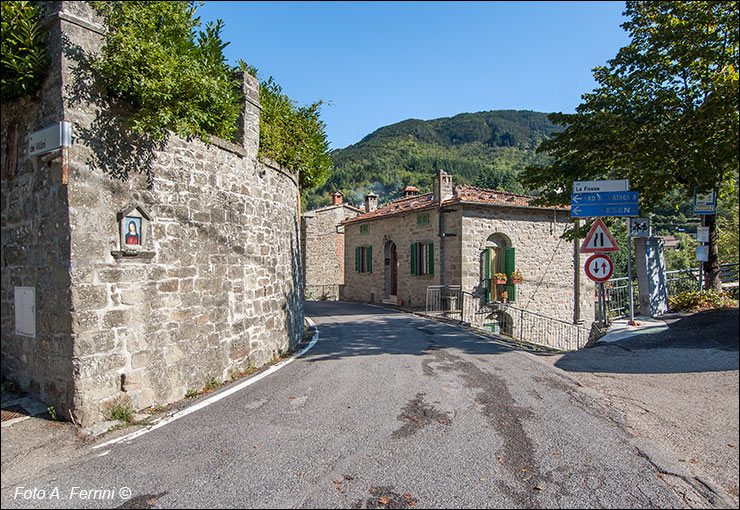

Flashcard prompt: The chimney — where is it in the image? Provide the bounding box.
[364,193,378,213]
[433,169,453,204]
[403,186,419,198]
[331,191,343,205]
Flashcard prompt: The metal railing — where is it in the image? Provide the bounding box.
[497,305,590,351]
[599,277,639,321]
[425,285,463,320]
[599,262,740,320]
[425,286,590,351]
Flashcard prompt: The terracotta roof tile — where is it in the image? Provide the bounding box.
[342,184,568,225]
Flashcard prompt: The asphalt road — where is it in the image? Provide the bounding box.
[2,301,694,508]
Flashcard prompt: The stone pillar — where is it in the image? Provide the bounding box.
[634,237,669,316]
[232,70,261,161]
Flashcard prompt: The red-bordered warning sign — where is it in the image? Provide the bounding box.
[580,218,619,253]
[585,253,614,282]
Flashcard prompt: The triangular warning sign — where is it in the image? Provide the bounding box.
[580,218,619,253]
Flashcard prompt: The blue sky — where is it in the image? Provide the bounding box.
[197,1,631,150]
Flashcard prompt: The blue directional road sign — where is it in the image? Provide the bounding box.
[570,191,639,217]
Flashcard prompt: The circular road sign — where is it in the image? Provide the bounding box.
[585,253,614,282]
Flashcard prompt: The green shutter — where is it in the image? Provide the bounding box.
[428,243,434,276]
[504,246,516,302]
[366,245,372,273]
[410,243,417,275]
[355,246,360,272]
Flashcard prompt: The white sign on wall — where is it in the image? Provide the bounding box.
[28,121,71,157]
[14,286,36,338]
[696,245,709,262]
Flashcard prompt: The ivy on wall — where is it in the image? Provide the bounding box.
[1,1,50,104]
[88,1,242,143]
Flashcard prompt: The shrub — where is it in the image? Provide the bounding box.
[89,1,242,143]
[669,289,737,312]
[1,0,49,103]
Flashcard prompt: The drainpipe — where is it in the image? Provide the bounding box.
[438,209,445,287]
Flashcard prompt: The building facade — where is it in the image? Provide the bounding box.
[342,171,595,326]
[1,2,303,425]
[301,192,363,300]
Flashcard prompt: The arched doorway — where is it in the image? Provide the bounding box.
[384,240,398,298]
[481,233,513,302]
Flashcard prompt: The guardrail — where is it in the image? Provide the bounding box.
[425,286,590,351]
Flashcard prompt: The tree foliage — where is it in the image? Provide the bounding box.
[89,1,242,143]
[305,110,557,209]
[1,0,49,103]
[520,1,739,289]
[238,61,332,191]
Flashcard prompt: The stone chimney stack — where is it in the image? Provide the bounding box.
[403,186,420,198]
[364,193,378,213]
[433,169,453,204]
[331,191,343,205]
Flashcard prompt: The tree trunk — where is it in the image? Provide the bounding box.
[702,214,722,292]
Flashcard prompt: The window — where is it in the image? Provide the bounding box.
[355,245,372,273]
[359,224,368,234]
[483,246,516,302]
[417,213,430,226]
[410,242,434,276]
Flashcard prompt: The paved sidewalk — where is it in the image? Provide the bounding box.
[597,316,669,344]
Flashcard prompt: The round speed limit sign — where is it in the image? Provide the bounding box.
[584,254,613,282]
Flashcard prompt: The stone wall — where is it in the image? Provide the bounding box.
[461,206,594,324]
[1,1,303,425]
[301,204,361,300]
[1,2,72,409]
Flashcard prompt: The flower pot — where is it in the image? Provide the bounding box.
[494,279,507,285]
[511,278,523,284]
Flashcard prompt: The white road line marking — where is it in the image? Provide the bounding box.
[93,319,320,449]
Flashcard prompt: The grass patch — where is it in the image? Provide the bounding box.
[101,395,134,424]
[185,388,198,399]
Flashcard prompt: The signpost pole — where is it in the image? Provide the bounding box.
[627,219,635,323]
[698,215,705,291]
[599,282,605,324]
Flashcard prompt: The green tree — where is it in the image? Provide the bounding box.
[1,0,49,103]
[90,1,241,143]
[521,1,739,292]
[238,61,332,192]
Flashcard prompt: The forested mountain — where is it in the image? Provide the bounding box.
[304,110,735,265]
[304,110,560,210]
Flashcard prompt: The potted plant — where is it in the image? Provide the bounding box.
[494,272,507,285]
[510,268,523,284]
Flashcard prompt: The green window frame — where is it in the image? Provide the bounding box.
[483,246,516,302]
[417,213,430,226]
[359,224,368,234]
[410,242,434,276]
[355,245,372,273]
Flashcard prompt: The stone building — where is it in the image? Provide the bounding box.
[301,192,363,300]
[342,170,595,326]
[1,2,303,426]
